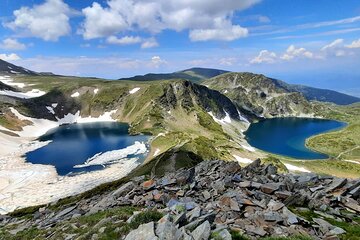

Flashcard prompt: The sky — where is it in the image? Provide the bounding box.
[0,0,360,96]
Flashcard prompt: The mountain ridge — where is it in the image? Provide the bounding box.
[119,67,360,105]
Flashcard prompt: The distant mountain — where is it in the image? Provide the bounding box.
[203,72,314,118]
[273,80,360,105]
[119,67,229,82]
[0,59,38,75]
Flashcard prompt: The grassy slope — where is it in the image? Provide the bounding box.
[1,75,243,165]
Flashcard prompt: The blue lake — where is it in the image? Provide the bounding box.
[244,118,346,159]
[25,122,149,176]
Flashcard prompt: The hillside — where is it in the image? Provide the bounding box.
[202,72,314,118]
[274,79,360,105]
[0,59,38,75]
[119,67,359,105]
[1,160,359,239]
[119,67,229,82]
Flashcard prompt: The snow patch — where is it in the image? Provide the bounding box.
[9,108,58,138]
[51,103,58,108]
[157,133,165,137]
[208,111,232,124]
[0,89,46,99]
[46,106,55,115]
[94,88,99,94]
[241,144,256,152]
[344,160,360,165]
[8,108,117,138]
[233,155,253,164]
[129,87,140,94]
[224,90,228,94]
[153,148,160,156]
[284,163,311,173]
[74,141,147,168]
[0,76,25,88]
[71,92,80,98]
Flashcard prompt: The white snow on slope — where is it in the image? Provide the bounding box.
[51,103,58,108]
[344,160,360,165]
[9,108,117,138]
[46,106,55,115]
[74,141,147,168]
[154,148,160,156]
[233,155,253,164]
[284,163,311,173]
[208,111,232,124]
[71,92,80,98]
[129,87,140,94]
[94,88,99,94]
[0,76,25,88]
[10,108,58,137]
[241,144,256,152]
[0,89,46,99]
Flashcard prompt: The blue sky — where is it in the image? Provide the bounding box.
[0,0,360,96]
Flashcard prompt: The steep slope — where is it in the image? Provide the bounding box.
[0,75,249,162]
[119,67,228,82]
[274,79,360,105]
[0,59,38,75]
[203,72,314,118]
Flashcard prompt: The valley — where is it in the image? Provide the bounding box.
[0,61,359,215]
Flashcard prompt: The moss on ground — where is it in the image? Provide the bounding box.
[0,206,163,240]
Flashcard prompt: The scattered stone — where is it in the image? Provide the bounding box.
[325,178,347,193]
[2,159,358,240]
[143,179,156,190]
[112,181,136,197]
[125,222,158,240]
[191,220,211,240]
[261,183,280,194]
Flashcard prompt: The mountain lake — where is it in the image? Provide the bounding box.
[244,117,346,159]
[25,122,149,175]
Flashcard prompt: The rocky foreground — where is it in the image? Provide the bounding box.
[1,160,360,240]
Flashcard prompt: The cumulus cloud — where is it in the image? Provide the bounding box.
[150,56,167,68]
[80,0,259,41]
[141,37,159,49]
[250,50,277,64]
[0,53,21,61]
[0,38,26,50]
[106,36,142,45]
[346,38,360,49]
[6,0,72,41]
[189,19,248,41]
[281,45,314,60]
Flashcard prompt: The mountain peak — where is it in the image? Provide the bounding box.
[0,59,37,75]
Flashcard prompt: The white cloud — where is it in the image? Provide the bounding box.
[150,56,166,68]
[219,57,237,66]
[281,45,314,60]
[321,39,344,51]
[321,39,350,57]
[258,16,270,23]
[189,19,248,42]
[250,50,277,64]
[0,38,26,50]
[80,0,259,41]
[141,37,159,49]
[106,36,142,45]
[346,39,360,49]
[81,2,128,39]
[0,53,21,61]
[6,0,71,41]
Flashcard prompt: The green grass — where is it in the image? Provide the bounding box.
[1,206,163,240]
